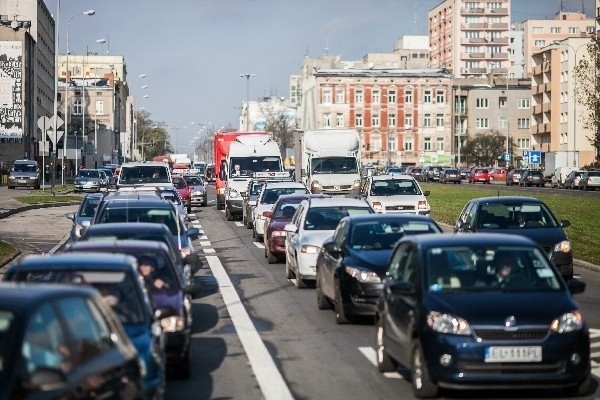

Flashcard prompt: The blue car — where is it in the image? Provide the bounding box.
[4,252,174,399]
[64,192,104,242]
[316,214,442,324]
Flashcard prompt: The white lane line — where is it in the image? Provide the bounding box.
[188,213,196,218]
[203,248,216,254]
[198,230,205,236]
[358,347,403,379]
[589,328,600,338]
[220,209,225,213]
[205,256,294,400]
[591,342,600,348]
[208,200,216,203]
[253,242,265,249]
[49,233,70,254]
[234,222,244,227]
[199,241,212,247]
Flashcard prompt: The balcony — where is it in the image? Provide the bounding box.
[533,104,543,114]
[461,23,485,29]
[491,37,508,44]
[491,52,508,59]
[460,7,485,14]
[487,23,509,30]
[455,107,468,114]
[542,103,551,113]
[490,8,509,15]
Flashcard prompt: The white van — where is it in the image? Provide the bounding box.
[551,166,577,188]
[116,161,172,189]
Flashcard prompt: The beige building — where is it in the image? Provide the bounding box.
[56,54,129,168]
[393,35,431,69]
[522,12,595,77]
[428,0,511,78]
[0,0,55,163]
[597,0,600,33]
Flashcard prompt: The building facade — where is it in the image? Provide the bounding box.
[393,35,430,69]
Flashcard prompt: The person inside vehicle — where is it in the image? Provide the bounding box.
[492,253,529,289]
[138,256,169,291]
[233,164,241,176]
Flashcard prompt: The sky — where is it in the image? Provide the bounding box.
[44,0,596,152]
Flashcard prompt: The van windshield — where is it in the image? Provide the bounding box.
[311,157,358,174]
[12,164,37,173]
[119,165,171,184]
[229,157,281,177]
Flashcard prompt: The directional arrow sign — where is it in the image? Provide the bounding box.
[529,150,541,164]
[48,115,64,131]
[47,130,64,146]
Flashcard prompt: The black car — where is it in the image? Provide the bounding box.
[440,168,461,184]
[0,282,143,399]
[519,169,546,187]
[316,214,443,324]
[63,240,198,378]
[423,166,444,182]
[375,233,590,398]
[454,196,574,279]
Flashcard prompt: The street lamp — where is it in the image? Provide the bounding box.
[83,38,106,168]
[240,73,255,131]
[167,126,187,153]
[65,9,95,176]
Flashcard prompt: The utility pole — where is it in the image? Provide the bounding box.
[240,73,255,131]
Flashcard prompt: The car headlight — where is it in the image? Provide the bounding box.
[427,311,471,335]
[30,176,37,180]
[418,200,429,210]
[160,316,186,332]
[9,175,15,179]
[311,181,322,193]
[272,230,286,237]
[344,266,381,283]
[193,190,203,195]
[353,180,361,188]
[554,240,572,253]
[550,311,583,333]
[372,201,384,213]
[228,188,239,198]
[74,223,84,238]
[301,244,320,254]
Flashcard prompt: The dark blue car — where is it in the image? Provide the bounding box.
[4,252,173,399]
[316,214,443,324]
[375,233,590,398]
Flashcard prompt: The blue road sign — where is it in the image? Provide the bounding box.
[529,150,541,164]
[504,153,511,161]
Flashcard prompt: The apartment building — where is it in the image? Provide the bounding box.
[508,23,525,78]
[393,35,430,69]
[597,0,600,33]
[0,0,55,163]
[428,0,511,78]
[522,12,595,77]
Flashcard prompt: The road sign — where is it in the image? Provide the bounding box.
[47,130,64,146]
[529,150,542,164]
[37,116,50,132]
[504,153,511,161]
[522,150,529,158]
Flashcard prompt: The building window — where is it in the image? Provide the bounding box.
[336,113,344,127]
[436,114,444,129]
[476,98,489,109]
[356,113,363,127]
[533,27,543,34]
[95,100,104,115]
[518,98,530,109]
[534,40,546,47]
[335,88,345,104]
[437,138,444,151]
[498,116,508,129]
[487,2,502,9]
[388,88,397,103]
[388,135,396,151]
[404,88,412,103]
[518,138,530,149]
[517,118,530,129]
[424,113,432,127]
[372,113,380,127]
[323,113,331,127]
[372,88,380,103]
[355,88,364,103]
[424,137,431,151]
[322,87,332,104]
[476,118,489,128]
[405,113,413,128]
[371,134,381,151]
[404,137,413,151]
[389,113,396,127]
[423,89,432,104]
[499,96,507,108]
[568,27,580,34]
[73,100,82,115]
[551,27,561,33]
[436,90,445,104]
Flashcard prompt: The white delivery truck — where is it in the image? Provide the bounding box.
[294,129,361,196]
[222,133,284,220]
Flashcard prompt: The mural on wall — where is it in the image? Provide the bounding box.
[0,41,23,143]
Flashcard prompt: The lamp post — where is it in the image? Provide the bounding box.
[65,10,95,177]
[240,73,255,131]
[82,38,106,168]
[167,126,187,153]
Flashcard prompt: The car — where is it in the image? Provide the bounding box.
[242,179,266,228]
[64,192,104,242]
[8,159,40,190]
[423,166,444,182]
[184,174,207,207]
[519,169,546,187]
[551,166,578,189]
[252,181,309,242]
[384,166,406,176]
[439,168,461,184]
[505,168,524,186]
[172,175,192,213]
[4,253,167,397]
[284,197,374,288]
[375,233,590,398]
[405,167,424,182]
[468,167,490,184]
[204,165,216,182]
[62,240,198,379]
[563,170,584,190]
[459,168,470,180]
[358,174,430,215]
[117,161,172,189]
[454,196,574,279]
[316,214,442,324]
[488,167,507,182]
[0,282,144,399]
[262,194,328,263]
[577,170,600,191]
[73,169,107,193]
[159,186,189,225]
[98,167,117,188]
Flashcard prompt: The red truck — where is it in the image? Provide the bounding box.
[214,131,244,210]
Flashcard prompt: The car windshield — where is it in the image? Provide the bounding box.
[11,164,36,173]
[350,220,440,250]
[387,168,403,174]
[82,233,179,264]
[588,171,600,177]
[134,252,181,294]
[172,178,186,189]
[120,165,170,184]
[77,170,100,178]
[79,196,101,217]
[311,157,358,174]
[304,206,373,231]
[229,157,281,177]
[370,179,421,196]
[529,171,543,176]
[261,187,309,204]
[426,246,562,293]
[184,176,203,186]
[274,200,302,218]
[478,202,559,229]
[444,169,459,174]
[0,310,14,376]
[97,207,179,233]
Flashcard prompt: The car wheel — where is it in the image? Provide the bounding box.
[267,247,278,264]
[411,342,438,399]
[295,271,307,289]
[246,218,253,229]
[316,272,332,310]
[242,214,247,225]
[285,256,294,279]
[175,350,191,379]
[252,227,256,238]
[226,208,234,221]
[7,186,13,189]
[334,279,349,324]
[376,318,396,373]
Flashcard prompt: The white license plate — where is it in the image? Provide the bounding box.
[18,180,26,183]
[485,346,542,363]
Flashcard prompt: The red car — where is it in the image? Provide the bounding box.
[489,167,507,182]
[263,194,327,263]
[172,175,192,212]
[468,167,490,184]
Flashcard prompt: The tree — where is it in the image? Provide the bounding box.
[134,110,173,160]
[574,35,600,164]
[461,130,515,166]
[259,101,296,157]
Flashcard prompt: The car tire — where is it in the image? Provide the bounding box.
[295,271,307,289]
[242,214,247,226]
[267,247,278,264]
[7,186,13,189]
[316,273,332,310]
[246,218,253,229]
[226,208,234,221]
[334,279,349,324]
[285,257,294,279]
[376,318,396,373]
[175,350,191,380]
[411,342,438,399]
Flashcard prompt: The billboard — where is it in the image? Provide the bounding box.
[0,41,23,143]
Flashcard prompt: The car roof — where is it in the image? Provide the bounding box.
[101,197,174,209]
[121,161,169,167]
[400,232,538,248]
[8,252,139,272]
[344,214,438,224]
[0,282,98,311]
[303,197,371,208]
[467,196,547,204]
[64,239,171,255]
[263,181,307,188]
[275,194,329,202]
[85,222,172,234]
[371,174,415,180]
[84,192,105,200]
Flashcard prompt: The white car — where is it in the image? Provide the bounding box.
[252,181,309,241]
[284,198,373,288]
[359,174,430,215]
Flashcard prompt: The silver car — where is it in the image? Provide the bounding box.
[74,169,107,192]
[65,192,104,242]
[8,159,40,189]
[184,174,207,207]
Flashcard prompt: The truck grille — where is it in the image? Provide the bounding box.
[385,205,415,211]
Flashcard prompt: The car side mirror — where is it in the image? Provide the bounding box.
[183,253,199,265]
[249,200,257,207]
[64,212,75,221]
[22,367,67,391]
[187,227,200,239]
[458,222,472,231]
[263,211,273,218]
[560,220,571,228]
[323,240,341,257]
[154,306,176,320]
[567,278,585,295]
[423,191,430,196]
[184,283,201,296]
[284,223,298,233]
[387,280,415,295]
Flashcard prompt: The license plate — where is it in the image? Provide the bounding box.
[485,346,542,362]
[18,180,26,183]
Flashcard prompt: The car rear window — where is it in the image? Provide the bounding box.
[304,206,373,231]
[119,165,171,184]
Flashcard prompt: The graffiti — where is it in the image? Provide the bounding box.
[0,41,23,143]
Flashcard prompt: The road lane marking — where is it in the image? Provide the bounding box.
[235,222,244,227]
[199,241,211,247]
[220,209,225,213]
[253,243,265,249]
[589,328,600,338]
[357,347,403,379]
[203,248,216,254]
[205,256,294,400]
[49,233,70,254]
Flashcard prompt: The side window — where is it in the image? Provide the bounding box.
[56,296,114,366]
[292,204,304,226]
[21,303,71,374]
[402,247,420,285]
[332,220,347,246]
[388,243,410,280]
[458,202,474,226]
